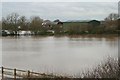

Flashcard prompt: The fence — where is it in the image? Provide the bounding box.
[0,66,58,79]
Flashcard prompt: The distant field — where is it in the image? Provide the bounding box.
[63,22,89,31]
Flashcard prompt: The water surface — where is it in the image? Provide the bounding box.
[2,35,118,76]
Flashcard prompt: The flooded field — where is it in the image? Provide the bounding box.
[2,35,118,76]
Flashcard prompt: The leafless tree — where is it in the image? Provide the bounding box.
[30,16,43,33]
[105,13,119,21]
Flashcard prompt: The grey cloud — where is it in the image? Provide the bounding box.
[2,2,118,21]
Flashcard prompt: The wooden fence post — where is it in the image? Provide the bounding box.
[14,68,16,80]
[2,67,4,79]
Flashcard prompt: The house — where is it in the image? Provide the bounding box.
[47,30,55,34]
[88,20,101,27]
[19,31,33,35]
[53,19,63,28]
[53,19,63,24]
[42,20,52,28]
[1,30,11,36]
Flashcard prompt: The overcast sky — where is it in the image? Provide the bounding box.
[1,0,120,2]
[2,2,118,21]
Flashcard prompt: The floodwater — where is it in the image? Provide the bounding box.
[1,35,118,76]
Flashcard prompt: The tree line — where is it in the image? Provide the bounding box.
[2,13,43,35]
[1,12,120,36]
[63,13,119,34]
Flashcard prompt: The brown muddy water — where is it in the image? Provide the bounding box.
[1,35,118,76]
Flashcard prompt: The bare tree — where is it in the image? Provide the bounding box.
[2,13,20,34]
[105,13,119,21]
[18,16,28,30]
[104,13,119,32]
[30,16,43,34]
[0,21,1,30]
